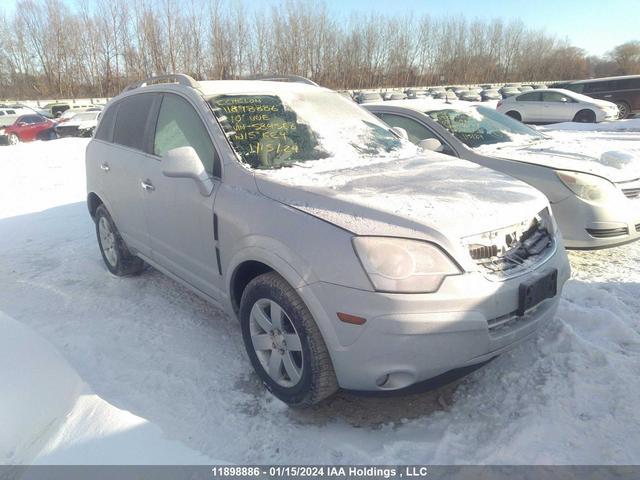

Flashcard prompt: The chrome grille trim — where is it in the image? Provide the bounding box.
[616,178,640,200]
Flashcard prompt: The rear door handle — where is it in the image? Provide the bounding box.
[100,162,110,172]
[141,180,155,191]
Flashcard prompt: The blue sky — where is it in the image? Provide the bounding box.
[0,0,636,56]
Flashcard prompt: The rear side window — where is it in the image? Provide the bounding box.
[95,104,118,142]
[113,94,155,151]
[153,94,219,176]
[618,78,640,90]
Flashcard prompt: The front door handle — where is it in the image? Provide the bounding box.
[100,162,110,172]
[141,180,155,191]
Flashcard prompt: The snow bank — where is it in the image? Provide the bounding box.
[541,118,640,132]
[0,311,82,464]
[2,137,640,465]
[0,311,218,465]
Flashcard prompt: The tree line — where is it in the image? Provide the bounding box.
[0,0,638,100]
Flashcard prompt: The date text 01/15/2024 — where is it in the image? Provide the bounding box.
[210,466,430,478]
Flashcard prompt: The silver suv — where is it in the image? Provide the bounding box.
[86,74,571,406]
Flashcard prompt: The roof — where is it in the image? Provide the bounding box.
[364,98,473,113]
[196,80,326,97]
[570,74,640,84]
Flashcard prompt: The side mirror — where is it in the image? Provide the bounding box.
[560,97,568,103]
[419,138,443,152]
[162,146,214,196]
[390,127,408,140]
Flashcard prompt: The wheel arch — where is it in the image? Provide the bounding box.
[87,192,104,219]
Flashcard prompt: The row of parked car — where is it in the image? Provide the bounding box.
[353,83,549,105]
[82,73,640,407]
[0,103,102,145]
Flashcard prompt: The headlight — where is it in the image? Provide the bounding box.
[556,171,620,204]
[352,237,461,293]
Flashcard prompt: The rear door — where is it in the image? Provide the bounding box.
[514,92,542,122]
[97,93,157,257]
[540,91,577,122]
[139,92,224,299]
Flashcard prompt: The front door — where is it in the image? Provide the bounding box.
[140,92,224,299]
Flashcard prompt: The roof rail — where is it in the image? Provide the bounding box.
[123,74,199,93]
[242,74,319,87]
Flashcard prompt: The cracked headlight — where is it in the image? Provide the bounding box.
[353,237,462,293]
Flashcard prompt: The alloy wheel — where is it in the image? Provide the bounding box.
[249,298,304,387]
[98,216,118,267]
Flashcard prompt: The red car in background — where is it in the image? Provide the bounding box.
[0,114,56,145]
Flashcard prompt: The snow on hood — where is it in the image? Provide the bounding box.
[254,153,548,240]
[477,135,640,183]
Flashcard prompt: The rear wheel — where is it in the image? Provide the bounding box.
[615,101,630,119]
[505,110,521,121]
[8,133,19,145]
[240,272,338,406]
[95,205,144,276]
[573,109,596,123]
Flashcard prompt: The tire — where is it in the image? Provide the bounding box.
[505,110,521,121]
[8,133,20,145]
[573,109,596,123]
[94,204,144,276]
[615,101,630,119]
[240,271,338,406]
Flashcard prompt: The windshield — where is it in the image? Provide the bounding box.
[75,112,99,121]
[208,90,405,169]
[426,106,545,148]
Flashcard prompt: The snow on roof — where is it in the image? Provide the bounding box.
[367,98,475,113]
[197,80,326,97]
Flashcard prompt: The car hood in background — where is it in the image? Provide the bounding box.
[254,154,548,242]
[477,138,640,183]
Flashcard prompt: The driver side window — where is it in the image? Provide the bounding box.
[542,92,572,103]
[376,112,456,156]
[154,94,220,177]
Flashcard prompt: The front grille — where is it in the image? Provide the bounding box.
[586,227,629,238]
[617,178,640,200]
[463,209,555,281]
[622,187,640,199]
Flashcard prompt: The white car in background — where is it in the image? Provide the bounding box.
[497,88,619,124]
[55,110,101,137]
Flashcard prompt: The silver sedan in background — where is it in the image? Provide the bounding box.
[365,99,640,249]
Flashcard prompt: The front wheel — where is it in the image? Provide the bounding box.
[95,205,144,276]
[615,101,630,119]
[240,272,338,406]
[8,134,20,145]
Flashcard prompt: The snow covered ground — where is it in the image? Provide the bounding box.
[1,135,640,465]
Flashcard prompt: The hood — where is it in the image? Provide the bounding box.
[65,118,98,129]
[477,137,640,183]
[254,154,548,241]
